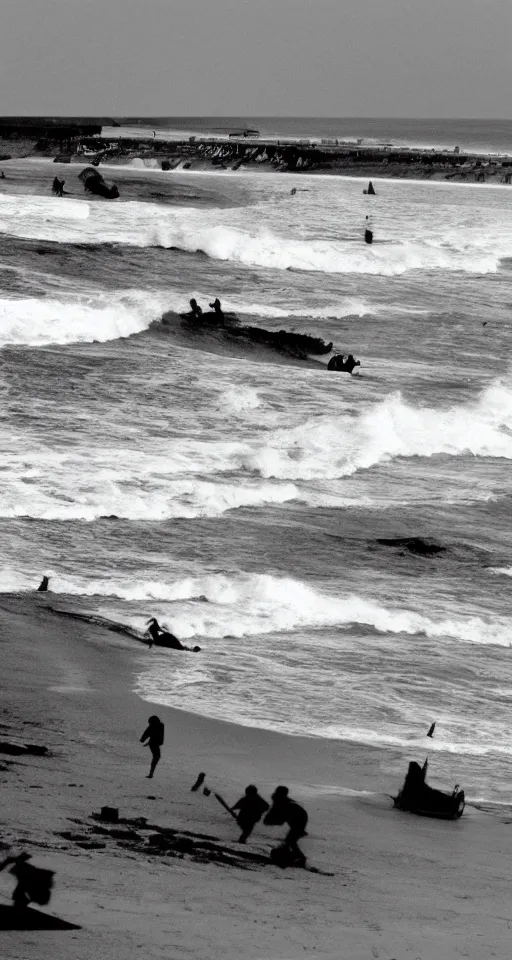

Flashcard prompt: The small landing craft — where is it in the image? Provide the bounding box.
[393,760,465,820]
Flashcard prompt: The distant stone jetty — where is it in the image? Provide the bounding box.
[1,120,511,183]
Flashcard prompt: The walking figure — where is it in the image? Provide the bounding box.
[140,715,165,779]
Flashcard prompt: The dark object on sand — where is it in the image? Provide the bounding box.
[427,722,436,738]
[213,792,238,820]
[97,806,119,823]
[0,853,54,910]
[376,537,446,557]
[78,166,119,199]
[364,228,373,244]
[264,786,308,867]
[394,761,465,819]
[327,354,360,373]
[24,744,49,756]
[191,772,206,792]
[290,187,297,195]
[146,617,201,652]
[270,843,307,869]
[0,903,80,930]
[0,741,29,756]
[0,741,48,757]
[37,575,50,592]
[363,180,376,195]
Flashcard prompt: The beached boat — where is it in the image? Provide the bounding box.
[393,761,465,820]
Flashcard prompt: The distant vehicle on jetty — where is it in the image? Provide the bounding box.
[229,128,260,139]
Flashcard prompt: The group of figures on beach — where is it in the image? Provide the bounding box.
[141,715,309,867]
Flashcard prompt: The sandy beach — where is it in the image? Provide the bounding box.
[1,592,511,960]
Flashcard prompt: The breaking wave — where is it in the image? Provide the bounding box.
[245,382,512,481]
[0,193,508,276]
[0,475,298,522]
[0,286,379,350]
[0,290,171,348]
[1,381,512,523]
[3,569,510,648]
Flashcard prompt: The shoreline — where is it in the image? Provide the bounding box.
[2,130,512,186]
[2,591,512,957]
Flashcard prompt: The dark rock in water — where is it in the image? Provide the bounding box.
[0,904,80,930]
[376,537,446,557]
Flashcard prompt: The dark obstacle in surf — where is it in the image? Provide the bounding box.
[177,310,333,360]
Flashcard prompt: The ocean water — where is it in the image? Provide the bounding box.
[1,156,512,805]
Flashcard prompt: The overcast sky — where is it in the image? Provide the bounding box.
[1,0,510,117]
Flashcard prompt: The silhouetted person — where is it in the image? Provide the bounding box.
[0,170,5,180]
[189,298,203,318]
[37,576,50,592]
[364,228,373,244]
[327,354,360,372]
[51,177,64,197]
[231,785,269,843]
[344,354,360,373]
[140,715,164,778]
[0,853,54,910]
[367,180,376,195]
[327,354,344,370]
[264,786,308,867]
[209,298,224,319]
[146,617,200,652]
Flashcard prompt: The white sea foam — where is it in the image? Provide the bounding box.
[1,382,511,523]
[4,569,508,648]
[218,386,261,412]
[245,382,512,480]
[0,290,171,348]
[1,191,510,276]
[0,474,298,522]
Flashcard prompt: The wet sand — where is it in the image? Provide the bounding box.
[1,592,510,960]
